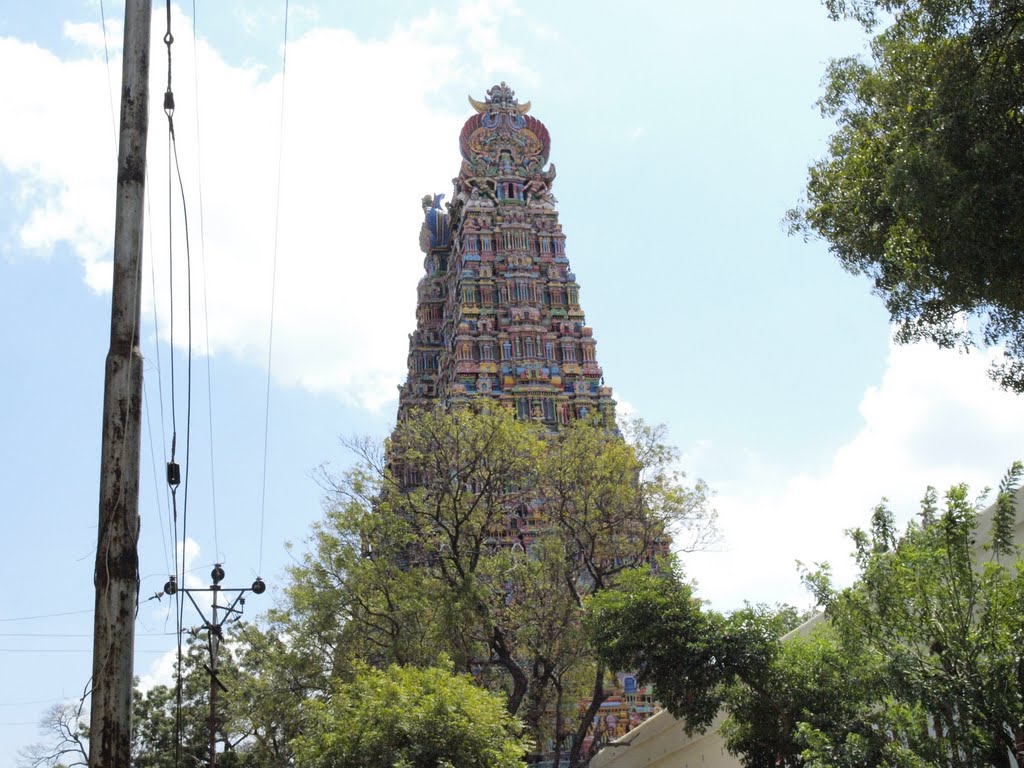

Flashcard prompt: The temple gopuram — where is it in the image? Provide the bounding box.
[398,82,616,426]
[391,84,661,763]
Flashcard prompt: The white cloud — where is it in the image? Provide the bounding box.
[0,3,531,409]
[177,536,202,589]
[137,535,203,690]
[686,340,1024,611]
[615,397,637,419]
[137,648,178,692]
[63,19,121,51]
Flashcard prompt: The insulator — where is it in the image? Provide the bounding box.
[251,577,266,595]
[166,461,180,487]
[164,576,177,595]
[211,564,225,584]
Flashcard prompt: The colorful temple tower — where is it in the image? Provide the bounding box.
[399,83,616,424]
[395,85,657,760]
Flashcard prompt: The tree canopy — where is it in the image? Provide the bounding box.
[585,568,804,736]
[275,406,715,767]
[586,463,1024,768]
[292,663,531,768]
[789,0,1024,389]
[722,464,1024,768]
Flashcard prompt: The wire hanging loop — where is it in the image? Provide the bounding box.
[163,4,175,118]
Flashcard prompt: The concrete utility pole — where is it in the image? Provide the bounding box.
[89,2,151,766]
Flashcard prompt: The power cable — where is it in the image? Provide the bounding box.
[0,609,93,623]
[98,0,118,159]
[144,375,173,577]
[0,648,169,654]
[0,697,71,708]
[191,0,221,561]
[259,0,291,576]
[144,162,178,583]
[159,6,184,766]
[0,632,176,638]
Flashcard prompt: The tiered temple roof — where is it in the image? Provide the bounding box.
[399,83,615,425]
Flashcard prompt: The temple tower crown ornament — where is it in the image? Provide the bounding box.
[468,81,532,114]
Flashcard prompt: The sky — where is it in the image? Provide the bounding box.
[2,0,1024,763]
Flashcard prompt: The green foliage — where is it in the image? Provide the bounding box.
[222,621,316,767]
[51,409,708,768]
[794,467,1024,767]
[586,567,729,731]
[721,622,919,768]
[132,635,255,768]
[990,460,1023,558]
[586,567,808,736]
[720,466,1024,768]
[277,406,714,767]
[292,663,531,768]
[790,0,1024,390]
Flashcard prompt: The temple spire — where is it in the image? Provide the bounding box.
[398,86,614,426]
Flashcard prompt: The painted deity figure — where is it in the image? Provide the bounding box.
[467,176,498,204]
[524,166,557,207]
[524,173,548,200]
[498,150,514,175]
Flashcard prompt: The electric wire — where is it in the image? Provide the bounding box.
[165,83,185,768]
[98,0,118,159]
[0,609,93,623]
[172,113,196,763]
[169,96,196,585]
[0,697,74,707]
[0,632,175,638]
[259,0,291,576]
[0,648,169,654]
[191,0,221,561]
[160,5,187,766]
[145,161,179,586]
[143,381,173,577]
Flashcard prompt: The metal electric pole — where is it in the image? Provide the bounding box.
[90,2,151,766]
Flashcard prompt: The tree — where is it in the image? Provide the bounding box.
[776,464,1024,768]
[222,621,317,768]
[789,0,1024,390]
[291,662,531,768]
[277,406,715,768]
[18,697,89,768]
[21,636,257,768]
[720,622,914,768]
[586,568,809,743]
[805,467,1024,767]
[130,632,260,768]
[587,566,730,732]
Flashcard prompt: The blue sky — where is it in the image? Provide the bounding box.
[3,1,1024,763]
